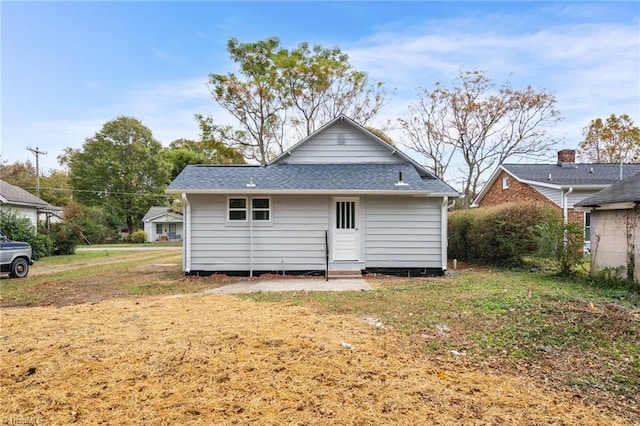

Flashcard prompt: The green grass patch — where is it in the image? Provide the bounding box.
[78,242,182,248]
[1,250,183,306]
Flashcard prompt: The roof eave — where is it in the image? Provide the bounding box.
[576,201,638,211]
[166,188,451,197]
[1,200,48,209]
[144,213,183,222]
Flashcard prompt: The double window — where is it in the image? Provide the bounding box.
[228,197,271,222]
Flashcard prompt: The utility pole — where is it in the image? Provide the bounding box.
[26,146,47,197]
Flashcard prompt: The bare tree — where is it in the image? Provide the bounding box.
[399,69,562,207]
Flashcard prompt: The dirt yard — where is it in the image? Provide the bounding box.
[0,293,629,425]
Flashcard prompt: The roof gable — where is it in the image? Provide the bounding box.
[166,116,459,197]
[472,163,640,207]
[0,179,48,208]
[142,206,183,222]
[269,115,437,176]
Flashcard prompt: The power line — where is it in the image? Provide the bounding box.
[24,186,170,198]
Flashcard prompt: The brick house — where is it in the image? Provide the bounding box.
[471,150,640,250]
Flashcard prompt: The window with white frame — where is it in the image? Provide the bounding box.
[228,198,247,221]
[502,176,509,189]
[584,212,591,242]
[252,198,271,221]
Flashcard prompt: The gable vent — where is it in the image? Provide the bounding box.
[337,133,346,145]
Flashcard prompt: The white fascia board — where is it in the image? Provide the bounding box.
[470,165,512,207]
[573,206,592,213]
[0,200,47,209]
[145,213,183,223]
[166,188,448,197]
[592,202,637,211]
[516,179,610,191]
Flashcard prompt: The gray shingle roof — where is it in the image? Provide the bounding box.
[575,171,640,207]
[142,206,182,222]
[167,163,457,195]
[0,179,48,207]
[503,163,640,186]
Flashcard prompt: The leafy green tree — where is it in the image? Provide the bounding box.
[578,114,640,163]
[207,37,388,164]
[164,124,245,179]
[60,202,119,244]
[62,116,171,232]
[40,169,72,207]
[399,69,561,207]
[164,146,208,180]
[0,160,71,207]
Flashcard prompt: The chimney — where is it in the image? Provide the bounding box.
[557,149,576,165]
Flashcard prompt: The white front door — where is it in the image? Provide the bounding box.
[333,197,360,261]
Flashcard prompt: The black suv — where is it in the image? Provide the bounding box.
[0,231,33,278]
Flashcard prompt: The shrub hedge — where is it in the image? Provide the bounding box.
[448,202,560,266]
[0,208,52,260]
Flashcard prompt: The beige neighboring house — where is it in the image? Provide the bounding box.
[0,179,61,229]
[575,171,640,283]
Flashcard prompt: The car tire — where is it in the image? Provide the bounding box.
[9,257,29,278]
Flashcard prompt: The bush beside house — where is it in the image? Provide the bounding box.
[448,202,560,267]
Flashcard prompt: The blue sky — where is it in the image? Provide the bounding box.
[2,1,639,183]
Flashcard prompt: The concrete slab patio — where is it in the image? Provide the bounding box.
[204,278,371,294]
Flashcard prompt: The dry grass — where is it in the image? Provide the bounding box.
[1,293,629,425]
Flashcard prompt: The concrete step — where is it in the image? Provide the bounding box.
[328,270,363,279]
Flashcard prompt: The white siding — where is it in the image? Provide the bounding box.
[144,222,152,242]
[1,205,38,230]
[186,193,445,273]
[530,184,563,207]
[187,194,329,272]
[281,121,403,164]
[530,185,604,208]
[364,196,442,268]
[569,190,600,207]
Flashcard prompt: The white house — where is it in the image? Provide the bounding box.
[575,171,640,283]
[166,116,458,278]
[0,179,51,229]
[142,207,183,242]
